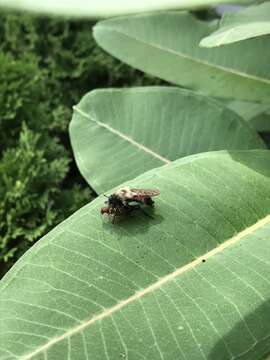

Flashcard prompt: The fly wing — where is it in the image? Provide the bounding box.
[130,188,160,197]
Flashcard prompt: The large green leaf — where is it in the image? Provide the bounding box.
[93,12,270,103]
[1,150,270,359]
[70,87,265,193]
[200,2,270,47]
[0,0,254,18]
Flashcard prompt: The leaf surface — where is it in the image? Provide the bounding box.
[200,2,270,47]
[93,12,270,103]
[1,150,270,359]
[70,87,265,193]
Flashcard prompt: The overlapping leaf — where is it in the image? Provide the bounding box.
[227,100,270,131]
[93,12,270,103]
[69,87,265,193]
[1,151,270,359]
[200,2,270,47]
[0,0,255,18]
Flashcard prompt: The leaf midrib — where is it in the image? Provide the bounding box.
[95,23,270,85]
[73,105,171,164]
[21,213,270,360]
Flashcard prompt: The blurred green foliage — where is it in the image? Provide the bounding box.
[0,12,159,277]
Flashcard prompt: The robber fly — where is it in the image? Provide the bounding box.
[101,187,160,223]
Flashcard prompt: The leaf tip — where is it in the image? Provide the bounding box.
[199,36,213,48]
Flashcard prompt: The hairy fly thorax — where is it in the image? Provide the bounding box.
[115,187,160,203]
[115,187,138,202]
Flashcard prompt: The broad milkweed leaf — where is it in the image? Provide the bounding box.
[93,12,270,103]
[69,87,265,193]
[1,150,270,359]
[0,0,255,18]
[200,2,270,47]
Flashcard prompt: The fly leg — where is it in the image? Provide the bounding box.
[127,204,154,219]
[144,196,154,207]
[140,207,154,219]
[124,204,138,215]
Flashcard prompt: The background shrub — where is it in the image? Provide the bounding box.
[0,12,160,277]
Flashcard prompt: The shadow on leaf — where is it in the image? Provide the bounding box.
[228,150,270,178]
[209,300,270,360]
[102,206,164,235]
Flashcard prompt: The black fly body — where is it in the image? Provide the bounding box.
[100,186,160,223]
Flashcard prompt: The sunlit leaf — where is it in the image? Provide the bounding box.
[1,150,270,359]
[94,12,270,103]
[200,2,270,47]
[0,0,254,18]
